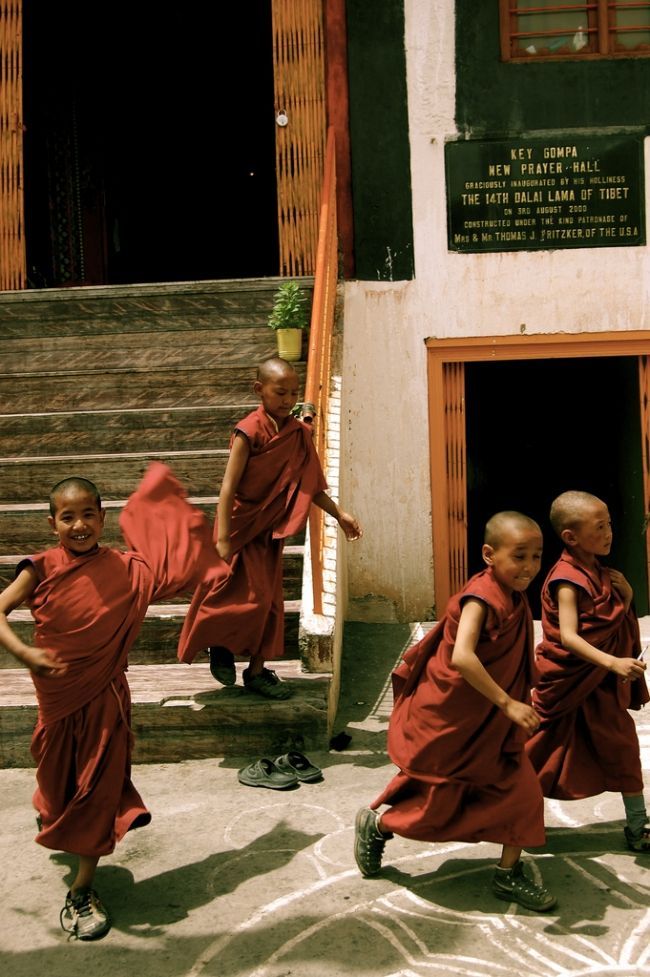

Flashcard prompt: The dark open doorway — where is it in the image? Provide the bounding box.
[22,1,279,288]
[465,356,648,618]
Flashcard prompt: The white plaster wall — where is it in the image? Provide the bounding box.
[343,0,650,621]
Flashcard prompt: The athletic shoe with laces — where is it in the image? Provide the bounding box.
[492,860,557,912]
[243,666,292,699]
[354,806,392,877]
[60,887,111,940]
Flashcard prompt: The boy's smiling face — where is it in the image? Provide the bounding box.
[48,487,106,555]
[482,524,543,593]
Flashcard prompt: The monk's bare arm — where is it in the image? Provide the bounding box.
[557,582,646,680]
[312,491,362,541]
[452,598,540,735]
[0,568,67,676]
[216,432,251,561]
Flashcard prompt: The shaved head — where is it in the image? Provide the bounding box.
[484,511,542,549]
[549,491,604,537]
[256,357,298,384]
[49,476,102,516]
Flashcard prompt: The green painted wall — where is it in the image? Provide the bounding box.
[346,0,414,280]
[456,1,650,135]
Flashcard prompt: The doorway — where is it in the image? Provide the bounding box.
[465,357,648,618]
[22,1,279,287]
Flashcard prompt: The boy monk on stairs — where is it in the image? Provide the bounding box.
[0,463,218,940]
[178,356,362,699]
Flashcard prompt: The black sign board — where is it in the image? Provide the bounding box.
[446,133,645,253]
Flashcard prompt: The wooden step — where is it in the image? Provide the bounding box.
[0,405,255,458]
[0,450,230,503]
[2,601,302,667]
[0,546,305,601]
[0,500,305,552]
[0,662,330,767]
[0,278,314,340]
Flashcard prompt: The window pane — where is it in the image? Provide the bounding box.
[612,2,650,51]
[512,1,596,57]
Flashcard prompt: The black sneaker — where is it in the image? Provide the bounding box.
[243,666,292,700]
[208,647,236,686]
[354,807,392,877]
[60,887,111,940]
[492,860,557,912]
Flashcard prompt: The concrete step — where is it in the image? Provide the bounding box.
[0,661,330,767]
[0,404,256,458]
[3,601,302,667]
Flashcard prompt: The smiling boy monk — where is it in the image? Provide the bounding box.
[354,512,557,912]
[0,463,217,940]
[526,491,649,853]
[177,357,362,699]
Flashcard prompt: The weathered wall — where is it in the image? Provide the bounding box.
[342,0,650,621]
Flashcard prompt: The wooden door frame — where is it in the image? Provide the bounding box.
[426,330,650,615]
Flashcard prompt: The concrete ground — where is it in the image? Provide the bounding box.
[1,621,649,977]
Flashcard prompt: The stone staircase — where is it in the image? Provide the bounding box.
[0,278,331,767]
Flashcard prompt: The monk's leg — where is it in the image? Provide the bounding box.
[623,792,650,851]
[498,844,522,869]
[71,854,99,893]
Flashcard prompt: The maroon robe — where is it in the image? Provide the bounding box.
[23,462,217,857]
[177,407,327,663]
[526,550,648,799]
[373,568,545,848]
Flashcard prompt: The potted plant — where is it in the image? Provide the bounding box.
[268,281,310,362]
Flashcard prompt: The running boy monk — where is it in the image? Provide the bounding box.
[525,490,649,852]
[0,463,217,940]
[354,512,557,912]
[177,357,362,699]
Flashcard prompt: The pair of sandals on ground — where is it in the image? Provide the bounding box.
[238,752,323,789]
[208,646,292,699]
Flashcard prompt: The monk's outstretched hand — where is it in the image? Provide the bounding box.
[338,512,363,541]
[501,699,540,735]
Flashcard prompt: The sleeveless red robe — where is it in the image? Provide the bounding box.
[526,550,648,799]
[373,568,545,848]
[24,462,217,857]
[177,407,327,663]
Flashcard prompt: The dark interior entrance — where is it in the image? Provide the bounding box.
[465,357,648,618]
[22,1,279,288]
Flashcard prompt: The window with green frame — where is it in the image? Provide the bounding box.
[499,1,650,60]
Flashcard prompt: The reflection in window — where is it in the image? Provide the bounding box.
[501,1,650,59]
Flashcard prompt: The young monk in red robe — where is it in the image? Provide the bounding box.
[177,357,362,699]
[354,512,557,912]
[525,490,649,852]
[0,463,218,941]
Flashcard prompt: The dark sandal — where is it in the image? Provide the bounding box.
[243,666,292,700]
[237,758,298,790]
[624,824,650,852]
[275,751,322,782]
[208,646,236,686]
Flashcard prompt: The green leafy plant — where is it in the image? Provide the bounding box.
[268,281,310,331]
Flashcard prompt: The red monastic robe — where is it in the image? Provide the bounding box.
[23,463,217,857]
[373,568,545,848]
[177,407,327,664]
[526,550,648,799]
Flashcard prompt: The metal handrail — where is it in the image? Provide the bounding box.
[303,127,337,615]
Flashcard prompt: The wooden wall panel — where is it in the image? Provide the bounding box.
[272,0,327,277]
[0,0,25,290]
